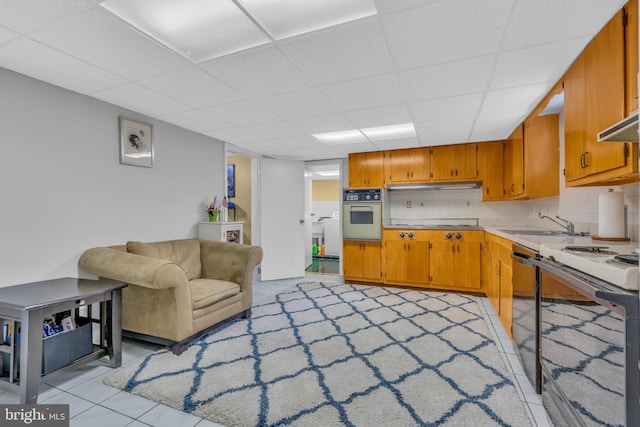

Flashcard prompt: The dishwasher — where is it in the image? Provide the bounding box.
[511,243,541,393]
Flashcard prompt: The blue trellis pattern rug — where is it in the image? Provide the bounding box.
[105,282,530,427]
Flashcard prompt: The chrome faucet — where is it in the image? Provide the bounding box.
[538,212,575,235]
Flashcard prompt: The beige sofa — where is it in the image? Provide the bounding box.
[79,238,262,354]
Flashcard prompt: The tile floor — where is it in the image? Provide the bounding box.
[0,273,551,427]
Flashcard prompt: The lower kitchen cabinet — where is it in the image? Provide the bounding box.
[384,238,430,287]
[429,231,483,291]
[343,240,382,283]
[485,233,514,338]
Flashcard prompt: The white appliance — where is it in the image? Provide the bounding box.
[539,243,639,290]
[342,189,382,241]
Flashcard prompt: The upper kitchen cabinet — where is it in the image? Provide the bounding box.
[564,7,638,186]
[504,125,525,198]
[626,0,638,114]
[478,141,505,201]
[384,148,431,184]
[430,143,478,181]
[348,151,384,188]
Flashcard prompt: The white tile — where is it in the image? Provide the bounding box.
[70,404,133,427]
[102,391,158,419]
[125,421,152,427]
[40,391,95,418]
[44,364,111,391]
[505,353,525,376]
[0,390,20,404]
[528,402,553,427]
[195,419,227,427]
[138,404,201,427]
[67,371,121,403]
[515,374,542,405]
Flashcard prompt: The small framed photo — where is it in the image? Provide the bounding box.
[119,117,153,167]
[227,164,235,198]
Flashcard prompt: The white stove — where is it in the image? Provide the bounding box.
[539,243,639,291]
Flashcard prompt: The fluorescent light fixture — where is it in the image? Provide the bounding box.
[101,0,270,62]
[238,0,377,40]
[361,123,416,141]
[313,129,367,145]
[316,170,340,176]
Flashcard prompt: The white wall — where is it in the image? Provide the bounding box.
[0,69,225,287]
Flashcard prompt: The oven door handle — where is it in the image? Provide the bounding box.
[349,206,374,211]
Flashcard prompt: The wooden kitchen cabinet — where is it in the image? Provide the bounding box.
[348,151,384,188]
[563,8,638,186]
[626,0,638,114]
[478,141,505,201]
[504,125,524,198]
[485,233,514,338]
[385,148,430,184]
[383,230,429,287]
[430,143,478,181]
[343,240,382,283]
[429,231,482,291]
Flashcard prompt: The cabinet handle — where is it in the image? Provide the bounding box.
[457,245,460,253]
[511,183,515,192]
[452,245,455,253]
[455,169,458,176]
[583,152,590,168]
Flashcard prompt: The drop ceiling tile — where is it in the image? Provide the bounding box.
[410,93,484,122]
[491,38,590,89]
[242,121,306,140]
[290,114,356,134]
[204,100,280,126]
[374,0,441,15]
[199,45,313,98]
[329,141,378,154]
[204,127,262,144]
[345,104,412,128]
[138,67,244,108]
[0,26,17,44]
[319,73,404,111]
[471,111,528,141]
[380,0,513,70]
[235,140,285,152]
[29,7,190,81]
[158,110,231,132]
[503,0,625,51]
[257,88,337,120]
[279,18,394,84]
[415,117,475,146]
[399,56,494,102]
[0,38,126,94]
[271,135,321,149]
[480,83,549,115]
[91,83,188,117]
[0,0,102,33]
[264,144,344,159]
[372,136,420,150]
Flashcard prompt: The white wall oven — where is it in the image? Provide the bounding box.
[342,189,382,241]
[533,244,640,427]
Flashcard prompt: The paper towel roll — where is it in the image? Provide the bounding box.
[598,190,625,238]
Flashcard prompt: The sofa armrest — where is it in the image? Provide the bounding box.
[79,247,189,290]
[199,240,263,291]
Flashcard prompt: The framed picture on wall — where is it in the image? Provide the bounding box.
[227,164,235,198]
[119,117,153,167]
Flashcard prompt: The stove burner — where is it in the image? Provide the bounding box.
[614,254,640,265]
[563,246,619,255]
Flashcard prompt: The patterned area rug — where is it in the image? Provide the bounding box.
[105,282,530,427]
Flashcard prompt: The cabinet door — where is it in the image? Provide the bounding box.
[489,253,501,316]
[480,141,504,201]
[365,152,385,187]
[522,114,560,199]
[429,241,456,287]
[499,262,513,338]
[386,149,412,183]
[409,148,431,182]
[343,241,364,278]
[564,53,588,181]
[404,241,429,285]
[430,146,455,180]
[361,241,382,281]
[626,0,638,113]
[348,153,368,188]
[453,144,477,180]
[504,126,524,197]
[454,242,482,289]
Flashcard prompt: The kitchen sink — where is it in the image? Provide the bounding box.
[498,229,568,236]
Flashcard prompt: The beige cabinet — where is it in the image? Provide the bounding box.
[383,230,429,287]
[343,240,382,283]
[564,8,638,186]
[348,152,384,188]
[430,144,478,181]
[429,231,482,291]
[385,148,431,184]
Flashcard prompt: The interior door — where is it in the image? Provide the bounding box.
[259,158,306,280]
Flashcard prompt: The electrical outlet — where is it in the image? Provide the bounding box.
[420,202,424,207]
[406,200,412,208]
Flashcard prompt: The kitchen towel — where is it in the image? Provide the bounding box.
[598,189,625,238]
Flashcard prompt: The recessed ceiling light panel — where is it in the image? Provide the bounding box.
[238,0,377,40]
[101,0,270,62]
[313,129,367,145]
[361,123,416,140]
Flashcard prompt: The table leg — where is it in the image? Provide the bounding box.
[106,289,122,368]
[20,308,43,404]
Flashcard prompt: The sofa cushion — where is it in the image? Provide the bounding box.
[189,278,240,310]
[127,239,201,280]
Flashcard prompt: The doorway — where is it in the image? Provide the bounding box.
[305,161,342,275]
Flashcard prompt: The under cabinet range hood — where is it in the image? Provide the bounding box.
[597,111,639,142]
[386,181,481,191]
